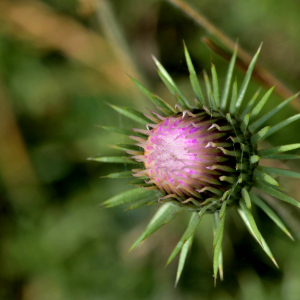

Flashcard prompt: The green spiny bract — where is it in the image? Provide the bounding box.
[91,43,300,286]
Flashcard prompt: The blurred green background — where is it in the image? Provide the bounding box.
[1,0,300,299]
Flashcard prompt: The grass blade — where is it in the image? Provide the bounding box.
[258,143,300,157]
[220,44,238,111]
[249,92,300,132]
[249,86,274,122]
[236,44,262,111]
[255,181,300,208]
[130,203,186,251]
[250,192,294,240]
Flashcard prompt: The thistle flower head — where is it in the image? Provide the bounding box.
[93,43,300,285]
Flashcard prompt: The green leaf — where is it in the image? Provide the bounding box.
[250,126,270,144]
[157,70,189,109]
[113,144,141,152]
[100,187,160,208]
[220,44,238,111]
[126,197,159,210]
[167,212,201,265]
[90,156,140,164]
[229,80,238,116]
[130,77,175,114]
[249,86,274,122]
[254,169,279,186]
[240,113,249,133]
[102,171,133,178]
[203,70,212,109]
[236,44,262,111]
[100,126,133,136]
[262,114,300,139]
[213,201,227,249]
[258,166,300,179]
[213,212,225,284]
[258,143,300,157]
[211,62,220,109]
[175,236,193,287]
[238,208,278,267]
[242,187,251,209]
[239,199,263,245]
[250,155,260,164]
[262,154,300,160]
[255,180,300,208]
[249,92,300,133]
[250,192,294,240]
[240,88,261,119]
[130,203,186,251]
[153,56,190,109]
[183,43,205,106]
[109,104,149,125]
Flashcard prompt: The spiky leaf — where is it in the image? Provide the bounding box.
[238,208,278,267]
[250,192,294,240]
[130,77,175,114]
[258,143,300,157]
[249,92,300,132]
[167,212,202,265]
[236,44,262,111]
[263,114,300,139]
[109,104,149,125]
[239,200,263,245]
[258,166,300,179]
[102,171,133,178]
[130,203,186,251]
[100,187,161,208]
[175,236,193,287]
[90,156,140,164]
[184,43,205,106]
[255,181,300,208]
[249,86,274,122]
[221,44,238,111]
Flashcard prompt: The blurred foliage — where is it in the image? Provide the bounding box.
[1,0,300,299]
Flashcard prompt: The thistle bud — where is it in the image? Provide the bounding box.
[94,44,300,285]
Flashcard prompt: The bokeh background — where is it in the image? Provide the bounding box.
[1,0,300,299]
